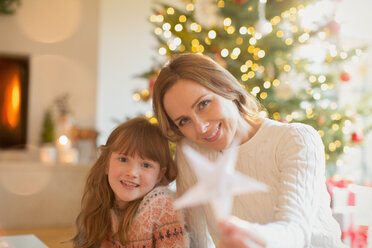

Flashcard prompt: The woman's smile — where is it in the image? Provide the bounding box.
[203,123,222,142]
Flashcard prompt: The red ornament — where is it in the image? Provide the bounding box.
[340,72,351,82]
[148,75,157,93]
[327,20,340,35]
[351,131,364,143]
[318,116,326,125]
[233,0,247,4]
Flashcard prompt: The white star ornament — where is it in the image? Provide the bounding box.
[173,143,268,220]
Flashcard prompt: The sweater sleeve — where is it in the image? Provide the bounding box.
[151,188,190,248]
[249,124,326,247]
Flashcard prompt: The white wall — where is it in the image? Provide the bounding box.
[0,0,161,154]
[0,0,99,148]
[96,0,156,146]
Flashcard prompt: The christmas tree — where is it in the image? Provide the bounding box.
[135,0,371,175]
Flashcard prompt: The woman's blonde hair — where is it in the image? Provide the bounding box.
[73,117,177,247]
[152,53,262,247]
[152,52,262,142]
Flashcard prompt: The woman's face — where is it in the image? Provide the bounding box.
[163,79,244,151]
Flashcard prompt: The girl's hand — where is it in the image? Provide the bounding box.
[218,216,266,248]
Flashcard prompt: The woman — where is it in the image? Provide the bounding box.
[152,53,345,248]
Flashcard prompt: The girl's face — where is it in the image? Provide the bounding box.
[163,79,247,151]
[107,152,165,207]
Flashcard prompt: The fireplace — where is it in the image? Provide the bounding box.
[0,55,29,149]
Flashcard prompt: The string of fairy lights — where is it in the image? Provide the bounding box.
[133,0,367,168]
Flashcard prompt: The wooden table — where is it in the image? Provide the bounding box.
[0,226,74,248]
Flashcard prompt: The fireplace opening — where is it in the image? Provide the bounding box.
[0,55,29,149]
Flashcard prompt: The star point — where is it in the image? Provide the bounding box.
[173,143,268,220]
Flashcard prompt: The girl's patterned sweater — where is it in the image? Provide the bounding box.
[102,186,189,248]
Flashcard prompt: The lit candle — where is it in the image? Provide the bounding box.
[56,135,72,150]
[56,135,79,164]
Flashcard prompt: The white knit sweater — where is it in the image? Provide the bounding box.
[176,118,345,248]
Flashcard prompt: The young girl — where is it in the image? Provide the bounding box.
[73,117,189,248]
